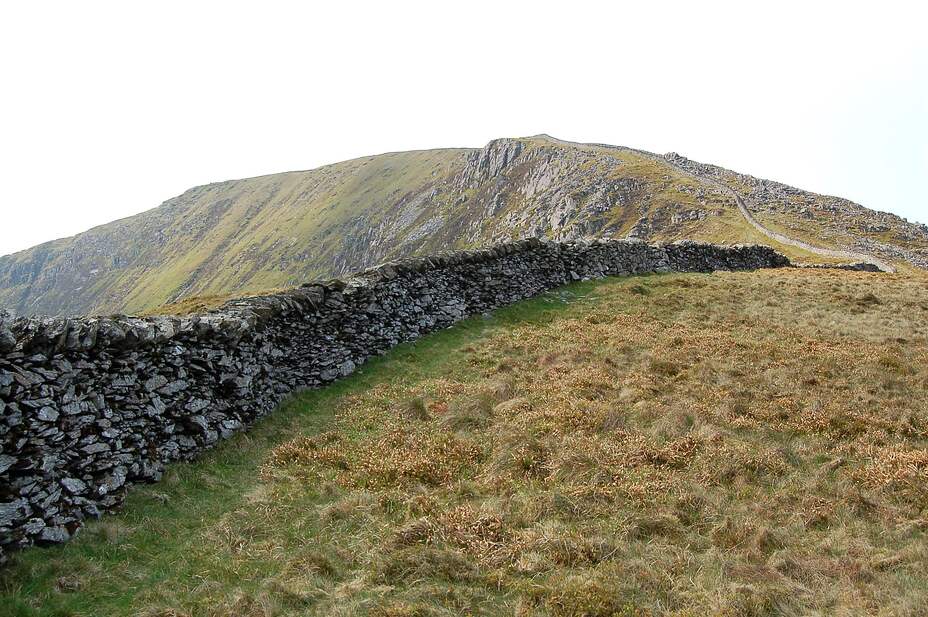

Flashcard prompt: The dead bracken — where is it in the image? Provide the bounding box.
[4,267,928,615]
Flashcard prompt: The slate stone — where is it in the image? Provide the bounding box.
[81,442,110,455]
[144,375,168,392]
[37,407,59,422]
[61,478,88,495]
[158,380,188,395]
[38,525,70,544]
[185,399,211,413]
[22,518,46,535]
[0,326,15,354]
[60,401,84,415]
[0,455,15,475]
[0,500,27,527]
[337,360,356,377]
[98,467,127,495]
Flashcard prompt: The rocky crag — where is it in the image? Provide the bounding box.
[0,135,923,317]
[0,238,790,563]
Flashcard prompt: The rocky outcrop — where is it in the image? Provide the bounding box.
[459,138,525,187]
[0,238,790,563]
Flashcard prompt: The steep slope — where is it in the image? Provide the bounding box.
[1,135,925,316]
[0,148,468,317]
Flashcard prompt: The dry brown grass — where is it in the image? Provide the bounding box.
[256,268,928,614]
[7,267,928,616]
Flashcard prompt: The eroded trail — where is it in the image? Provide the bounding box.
[719,179,893,272]
[656,152,895,272]
[546,135,895,272]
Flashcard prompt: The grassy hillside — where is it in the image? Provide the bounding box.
[2,135,925,317]
[0,148,468,316]
[4,268,927,616]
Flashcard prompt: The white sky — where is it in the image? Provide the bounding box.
[1,1,926,257]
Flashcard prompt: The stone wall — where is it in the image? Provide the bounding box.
[796,262,883,272]
[0,238,790,562]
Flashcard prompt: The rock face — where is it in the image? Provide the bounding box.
[459,138,525,186]
[0,238,790,563]
[1,135,922,318]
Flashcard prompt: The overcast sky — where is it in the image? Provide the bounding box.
[1,1,925,256]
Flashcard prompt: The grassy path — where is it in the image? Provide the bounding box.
[1,282,592,616]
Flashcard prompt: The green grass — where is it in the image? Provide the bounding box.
[4,268,928,616]
[1,281,599,616]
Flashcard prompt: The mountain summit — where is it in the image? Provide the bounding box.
[2,135,926,316]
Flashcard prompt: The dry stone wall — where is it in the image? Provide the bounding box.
[0,238,790,562]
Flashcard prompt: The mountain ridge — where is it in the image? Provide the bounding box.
[2,134,926,317]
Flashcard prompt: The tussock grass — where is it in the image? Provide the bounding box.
[3,268,928,615]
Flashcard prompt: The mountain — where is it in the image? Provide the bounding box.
[2,135,926,316]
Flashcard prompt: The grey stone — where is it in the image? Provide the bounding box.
[186,415,209,434]
[40,454,60,473]
[185,399,211,413]
[22,518,46,535]
[60,401,85,415]
[38,525,70,544]
[61,478,88,495]
[37,406,59,422]
[0,500,27,527]
[98,467,127,495]
[0,455,15,474]
[81,442,110,455]
[158,380,189,395]
[337,360,356,377]
[144,375,168,392]
[0,325,15,354]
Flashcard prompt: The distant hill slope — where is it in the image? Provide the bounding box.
[2,135,926,316]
